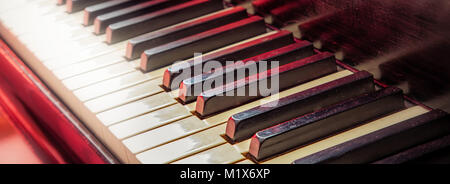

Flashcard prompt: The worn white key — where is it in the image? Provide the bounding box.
[62,61,136,90]
[135,124,228,163]
[73,71,153,102]
[236,160,254,164]
[97,92,176,126]
[109,104,192,140]
[73,68,166,102]
[43,40,126,70]
[0,0,29,14]
[21,33,102,62]
[112,116,207,145]
[6,5,83,36]
[173,144,245,164]
[85,78,163,113]
[21,29,104,62]
[53,52,126,80]
[0,0,55,25]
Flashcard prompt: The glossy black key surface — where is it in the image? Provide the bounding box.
[162,30,294,91]
[140,16,267,72]
[195,52,337,117]
[84,0,147,26]
[106,0,224,44]
[226,71,375,142]
[293,109,450,164]
[94,0,188,34]
[249,87,405,161]
[179,41,314,103]
[125,7,248,60]
[67,0,108,13]
[374,134,450,164]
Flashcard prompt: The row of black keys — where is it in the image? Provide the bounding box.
[58,0,450,163]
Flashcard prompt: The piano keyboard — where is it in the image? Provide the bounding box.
[0,0,448,164]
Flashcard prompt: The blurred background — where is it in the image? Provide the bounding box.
[256,0,450,112]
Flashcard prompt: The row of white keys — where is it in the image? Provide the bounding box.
[84,77,164,113]
[59,30,284,94]
[73,67,167,102]
[1,0,188,132]
[62,61,137,91]
[63,31,289,104]
[1,0,354,164]
[3,1,66,35]
[96,92,178,127]
[130,70,354,163]
[52,51,126,80]
[0,0,245,164]
[6,5,111,64]
[3,1,128,72]
[3,1,84,39]
[2,1,381,164]
[262,106,430,164]
[0,0,32,14]
[171,106,431,164]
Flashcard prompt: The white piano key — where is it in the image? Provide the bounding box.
[108,104,192,140]
[62,61,136,90]
[85,78,164,113]
[73,70,161,102]
[97,92,176,126]
[173,144,245,164]
[134,124,228,163]
[53,51,126,80]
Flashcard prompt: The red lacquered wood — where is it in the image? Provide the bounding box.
[0,39,117,164]
[0,85,65,164]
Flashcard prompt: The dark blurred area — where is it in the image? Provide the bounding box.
[250,0,450,112]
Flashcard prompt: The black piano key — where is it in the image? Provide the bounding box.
[94,0,188,34]
[195,52,338,117]
[125,7,248,60]
[252,0,282,14]
[224,0,247,4]
[106,0,224,44]
[162,30,294,91]
[373,134,450,164]
[292,109,450,164]
[179,41,314,103]
[66,0,108,13]
[226,71,375,142]
[140,16,267,72]
[84,0,147,26]
[249,87,405,161]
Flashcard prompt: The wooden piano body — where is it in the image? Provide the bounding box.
[0,0,449,164]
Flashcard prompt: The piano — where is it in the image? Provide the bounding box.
[0,0,449,164]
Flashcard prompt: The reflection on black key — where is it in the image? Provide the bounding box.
[84,0,147,26]
[179,41,314,103]
[226,71,375,142]
[67,0,108,13]
[140,16,267,72]
[94,0,188,34]
[163,30,294,91]
[293,109,450,164]
[126,7,248,60]
[374,134,450,164]
[249,87,405,161]
[195,52,337,117]
[106,0,224,44]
